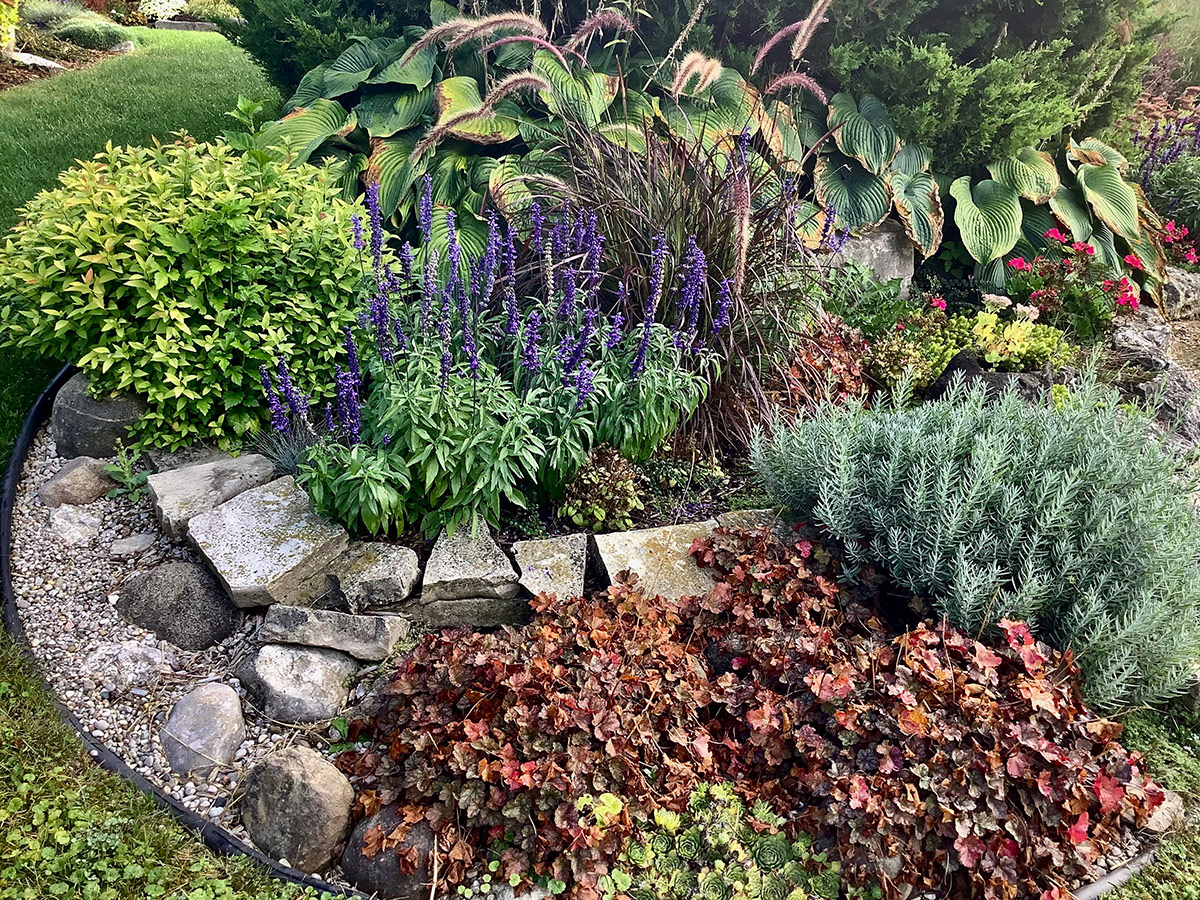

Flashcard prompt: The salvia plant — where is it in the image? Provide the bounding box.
[263,181,713,537]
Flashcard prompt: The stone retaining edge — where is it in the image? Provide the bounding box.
[0,365,366,900]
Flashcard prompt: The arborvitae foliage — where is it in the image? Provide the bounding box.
[753,371,1200,711]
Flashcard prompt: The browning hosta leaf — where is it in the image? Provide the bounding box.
[889,170,943,257]
[355,529,1165,900]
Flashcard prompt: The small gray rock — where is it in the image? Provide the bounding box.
[258,605,410,661]
[188,477,349,608]
[1137,363,1200,446]
[117,561,242,651]
[147,454,276,540]
[420,597,530,629]
[110,533,156,557]
[336,541,421,611]
[79,640,177,692]
[512,534,587,600]
[47,505,103,546]
[1164,265,1200,320]
[421,527,519,602]
[110,39,136,52]
[38,457,115,508]
[242,747,353,874]
[341,805,435,899]
[593,520,719,600]
[51,372,146,459]
[160,683,245,777]
[236,644,358,723]
[922,351,1049,404]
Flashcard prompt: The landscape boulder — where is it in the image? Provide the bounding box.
[839,219,915,298]
[592,520,719,600]
[116,561,242,651]
[258,605,409,661]
[147,453,276,540]
[160,683,245,777]
[37,456,115,508]
[1164,265,1200,320]
[922,351,1050,404]
[512,534,587,600]
[187,477,349,608]
[341,805,436,899]
[51,372,146,459]
[241,747,353,873]
[79,640,176,692]
[421,527,519,602]
[235,644,358,723]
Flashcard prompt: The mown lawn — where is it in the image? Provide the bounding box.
[0,28,311,900]
[0,26,281,469]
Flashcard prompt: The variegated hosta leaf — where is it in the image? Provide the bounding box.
[1089,222,1124,275]
[532,49,618,128]
[322,37,398,98]
[1127,184,1168,304]
[366,133,420,219]
[355,87,435,138]
[891,142,933,177]
[434,76,521,144]
[1048,184,1093,242]
[814,153,891,232]
[988,147,1061,204]
[313,145,369,201]
[889,171,943,257]
[948,177,1023,264]
[1075,163,1140,243]
[285,64,330,112]
[366,41,438,91]
[974,257,1010,294]
[1068,137,1129,173]
[756,100,808,171]
[826,93,900,175]
[260,99,355,163]
[662,69,761,148]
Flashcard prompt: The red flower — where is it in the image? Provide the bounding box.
[1008,257,1033,272]
[1044,228,1069,244]
[1071,241,1096,256]
[929,296,947,311]
[1124,253,1145,271]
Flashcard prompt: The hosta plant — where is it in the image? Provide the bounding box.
[0,139,364,450]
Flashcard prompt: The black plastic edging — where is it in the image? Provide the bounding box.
[2,367,1162,900]
[1,365,367,900]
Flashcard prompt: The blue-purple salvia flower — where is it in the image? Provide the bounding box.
[605,311,625,349]
[480,211,500,306]
[275,358,308,423]
[557,268,578,319]
[335,367,362,443]
[399,242,414,283]
[439,349,452,391]
[678,235,706,339]
[260,365,290,434]
[418,174,434,243]
[393,318,408,353]
[344,326,362,390]
[565,305,597,374]
[323,402,335,434]
[713,277,733,333]
[421,247,440,334]
[365,181,384,274]
[521,311,542,373]
[633,232,670,378]
[503,223,519,336]
[351,213,365,252]
[573,361,595,409]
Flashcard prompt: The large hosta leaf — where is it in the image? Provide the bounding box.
[756,100,808,170]
[1048,184,1093,242]
[889,171,943,257]
[1019,201,1056,250]
[826,93,900,175]
[367,133,420,219]
[815,153,891,231]
[661,69,761,147]
[261,99,355,162]
[366,42,438,90]
[988,147,1061,204]
[285,64,329,111]
[434,76,520,144]
[1068,137,1129,172]
[948,177,1023,264]
[533,50,618,128]
[892,142,932,177]
[323,38,397,98]
[356,87,434,138]
[1076,163,1140,242]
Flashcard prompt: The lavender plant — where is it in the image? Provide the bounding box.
[265,184,713,537]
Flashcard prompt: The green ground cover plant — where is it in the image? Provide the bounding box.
[754,371,1200,711]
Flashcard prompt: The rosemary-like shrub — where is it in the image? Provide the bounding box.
[753,372,1200,711]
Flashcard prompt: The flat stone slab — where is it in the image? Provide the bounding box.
[333,541,421,611]
[47,505,102,546]
[421,527,519,602]
[11,51,66,69]
[420,597,530,629]
[188,476,349,608]
[512,534,587,600]
[593,520,719,600]
[258,605,410,661]
[146,442,232,474]
[236,643,358,723]
[716,508,785,533]
[148,453,276,540]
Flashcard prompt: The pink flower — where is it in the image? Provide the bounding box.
[1124,253,1145,271]
[1165,220,1189,243]
[1072,241,1096,256]
[1187,248,1199,264]
[1008,257,1033,272]
[929,296,947,311]
[896,321,905,331]
[1044,228,1069,244]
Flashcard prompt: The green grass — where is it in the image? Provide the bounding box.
[0,28,307,900]
[0,27,280,469]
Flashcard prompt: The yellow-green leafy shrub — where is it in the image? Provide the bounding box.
[0,139,363,450]
[1,0,19,52]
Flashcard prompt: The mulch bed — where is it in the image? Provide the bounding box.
[0,48,106,92]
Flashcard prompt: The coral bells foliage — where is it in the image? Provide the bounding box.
[350,529,1163,900]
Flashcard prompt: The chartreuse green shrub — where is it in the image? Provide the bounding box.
[0,139,363,451]
[753,371,1200,712]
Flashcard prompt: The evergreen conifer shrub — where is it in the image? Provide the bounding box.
[753,373,1200,711]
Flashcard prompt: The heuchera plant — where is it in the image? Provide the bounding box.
[344,528,1164,900]
[264,179,715,536]
[1005,228,1137,341]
